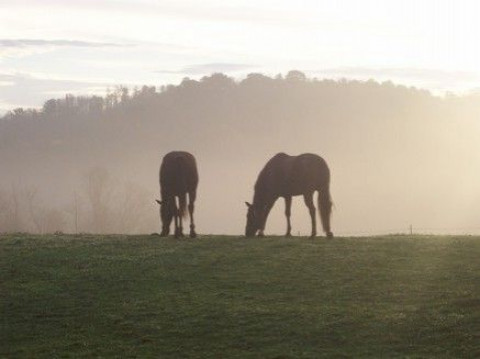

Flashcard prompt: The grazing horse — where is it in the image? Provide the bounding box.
[156,151,198,238]
[245,153,333,238]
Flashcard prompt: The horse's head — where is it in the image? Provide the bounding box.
[245,202,262,237]
[155,199,173,235]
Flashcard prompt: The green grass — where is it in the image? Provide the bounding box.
[1,234,480,358]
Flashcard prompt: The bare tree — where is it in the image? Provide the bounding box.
[24,186,42,233]
[0,189,14,232]
[115,181,152,234]
[43,208,66,233]
[10,184,22,232]
[84,167,113,233]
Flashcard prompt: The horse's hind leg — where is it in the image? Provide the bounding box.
[284,196,292,237]
[174,197,183,238]
[188,191,197,238]
[304,193,317,238]
[173,212,180,238]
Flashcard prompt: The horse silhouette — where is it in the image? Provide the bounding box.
[156,151,198,238]
[245,153,333,238]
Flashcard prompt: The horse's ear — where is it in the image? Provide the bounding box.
[245,202,252,208]
[155,199,162,205]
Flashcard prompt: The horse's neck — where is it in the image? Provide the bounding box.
[253,189,277,208]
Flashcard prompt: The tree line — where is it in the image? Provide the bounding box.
[1,71,479,234]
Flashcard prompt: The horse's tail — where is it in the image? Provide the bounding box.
[178,194,187,219]
[318,172,333,237]
[176,157,188,219]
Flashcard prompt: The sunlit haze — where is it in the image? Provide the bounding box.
[1,0,480,112]
[1,1,480,236]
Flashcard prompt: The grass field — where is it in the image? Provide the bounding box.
[1,234,480,358]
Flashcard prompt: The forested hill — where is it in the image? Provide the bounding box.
[0,71,444,160]
[1,71,479,235]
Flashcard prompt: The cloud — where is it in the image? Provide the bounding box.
[0,38,134,59]
[0,72,108,112]
[1,1,305,28]
[158,63,257,75]
[307,67,480,94]
[313,67,480,84]
[0,39,131,49]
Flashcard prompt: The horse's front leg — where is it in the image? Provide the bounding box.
[258,199,276,237]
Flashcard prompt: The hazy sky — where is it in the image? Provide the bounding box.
[1,0,480,112]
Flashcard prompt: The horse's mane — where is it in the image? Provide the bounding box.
[253,153,289,204]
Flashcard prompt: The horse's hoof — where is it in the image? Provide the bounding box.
[190,232,197,239]
[285,233,292,238]
[326,232,334,238]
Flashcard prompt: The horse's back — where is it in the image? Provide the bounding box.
[160,151,198,195]
[161,151,196,166]
[291,153,330,190]
[294,153,330,179]
[257,152,330,196]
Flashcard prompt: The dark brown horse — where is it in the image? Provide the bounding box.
[156,151,198,238]
[245,153,333,238]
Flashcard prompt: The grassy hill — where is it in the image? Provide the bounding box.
[1,234,479,358]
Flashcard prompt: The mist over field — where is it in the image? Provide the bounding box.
[1,71,479,235]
